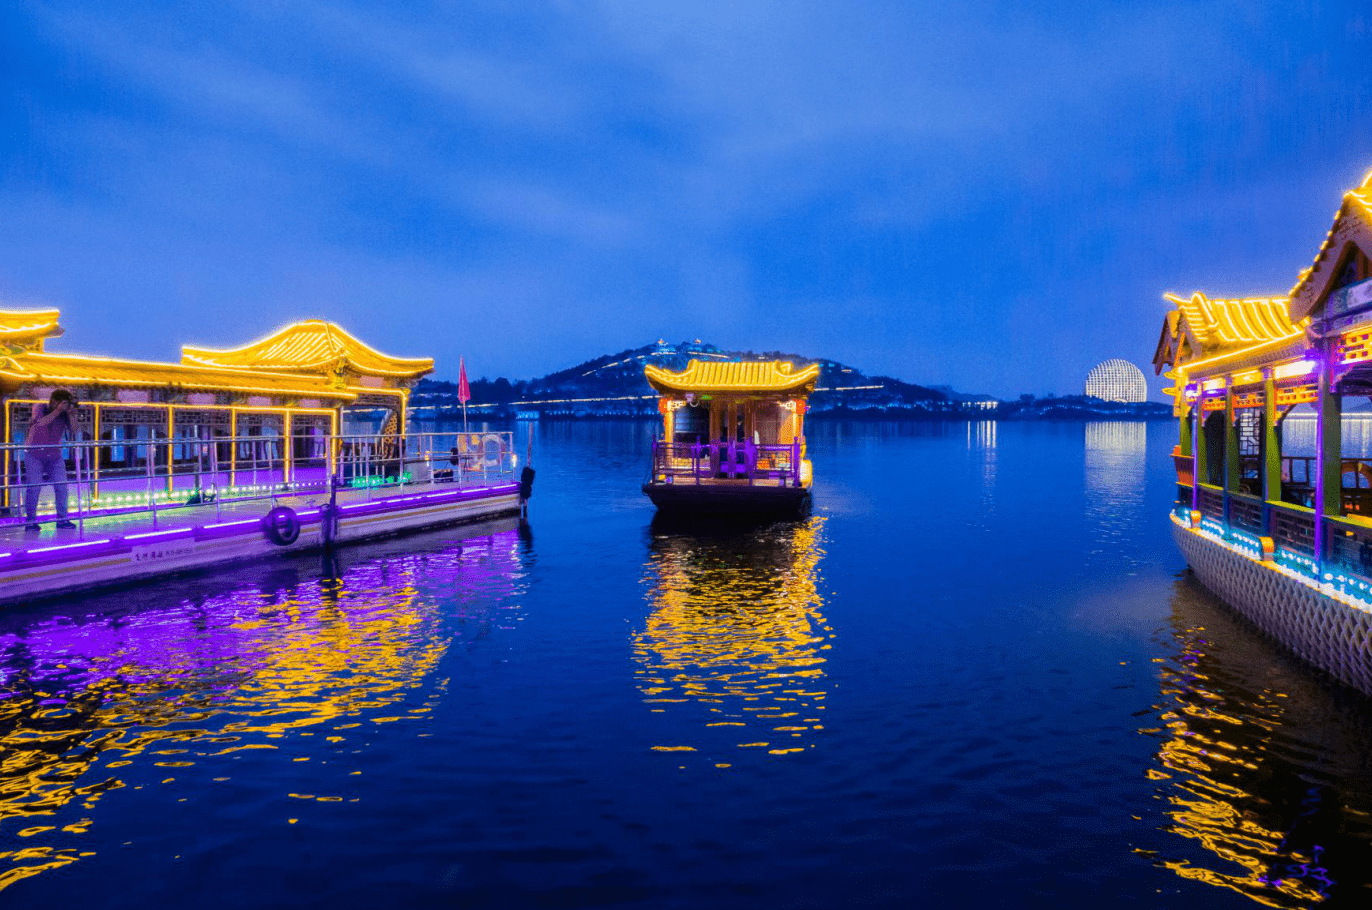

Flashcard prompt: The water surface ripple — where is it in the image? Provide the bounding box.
[1,420,1371,908]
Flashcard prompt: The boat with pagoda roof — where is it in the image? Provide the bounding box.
[642,359,817,516]
[0,308,525,604]
[1155,167,1372,693]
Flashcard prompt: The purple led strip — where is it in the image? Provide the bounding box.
[1,483,520,572]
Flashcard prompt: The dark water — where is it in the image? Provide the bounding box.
[4,419,1372,908]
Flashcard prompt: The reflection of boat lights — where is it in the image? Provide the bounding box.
[0,529,525,891]
[634,520,829,761]
[1142,589,1336,906]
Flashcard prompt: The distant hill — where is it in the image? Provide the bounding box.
[411,339,984,419]
[410,340,1170,420]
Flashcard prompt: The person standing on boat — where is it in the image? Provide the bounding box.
[23,389,78,532]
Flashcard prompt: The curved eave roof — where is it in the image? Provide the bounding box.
[1288,171,1372,321]
[0,308,63,343]
[1163,292,1300,346]
[1156,292,1304,372]
[0,353,357,400]
[645,360,821,395]
[182,320,434,379]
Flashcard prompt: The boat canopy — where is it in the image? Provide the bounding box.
[0,308,63,351]
[182,319,433,382]
[645,359,820,396]
[1153,293,1305,375]
[0,308,433,466]
[1288,170,1372,322]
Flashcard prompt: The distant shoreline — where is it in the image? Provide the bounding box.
[412,410,1176,423]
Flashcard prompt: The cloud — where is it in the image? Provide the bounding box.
[3,0,1372,394]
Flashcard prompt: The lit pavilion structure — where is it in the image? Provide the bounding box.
[642,359,818,515]
[1155,168,1372,693]
[0,307,523,605]
[1,309,432,507]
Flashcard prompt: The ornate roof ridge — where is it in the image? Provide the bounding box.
[645,358,821,394]
[182,319,433,378]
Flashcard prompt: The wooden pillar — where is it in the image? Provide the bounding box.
[1178,402,1192,461]
[229,409,238,488]
[1314,357,1341,566]
[166,407,175,494]
[1194,394,1209,496]
[92,404,102,499]
[285,411,295,485]
[1189,398,1201,511]
[1223,383,1238,533]
[1263,373,1280,503]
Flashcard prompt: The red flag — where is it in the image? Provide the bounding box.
[457,356,471,404]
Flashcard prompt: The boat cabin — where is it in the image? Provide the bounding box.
[1155,167,1372,587]
[642,359,818,515]
[0,309,433,511]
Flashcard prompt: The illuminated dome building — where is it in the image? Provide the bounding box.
[1084,358,1148,402]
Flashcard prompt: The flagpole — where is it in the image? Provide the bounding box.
[458,355,471,434]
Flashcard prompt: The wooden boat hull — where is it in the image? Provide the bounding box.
[642,481,811,516]
[1172,515,1372,694]
[0,483,521,606]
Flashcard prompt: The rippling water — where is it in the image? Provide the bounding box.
[4,419,1372,908]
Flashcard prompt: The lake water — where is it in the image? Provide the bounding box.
[3,419,1372,908]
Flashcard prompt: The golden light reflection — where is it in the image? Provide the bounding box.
[0,528,524,891]
[634,517,829,760]
[1142,582,1344,907]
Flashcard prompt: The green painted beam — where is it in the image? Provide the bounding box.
[1263,374,1281,503]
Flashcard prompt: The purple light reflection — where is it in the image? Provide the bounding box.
[0,523,527,890]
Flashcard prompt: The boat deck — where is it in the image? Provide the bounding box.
[1,489,333,552]
[0,478,523,604]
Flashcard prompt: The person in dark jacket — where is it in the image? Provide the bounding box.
[24,389,77,531]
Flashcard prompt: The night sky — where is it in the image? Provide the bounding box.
[3,1,1371,397]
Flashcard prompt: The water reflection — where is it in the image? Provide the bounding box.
[1084,421,1147,568]
[1142,577,1372,907]
[634,517,830,762]
[1085,421,1146,506]
[967,420,998,451]
[0,524,526,891]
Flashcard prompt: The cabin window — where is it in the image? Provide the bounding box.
[673,403,707,444]
[1236,409,1263,496]
[753,403,784,445]
[100,407,170,475]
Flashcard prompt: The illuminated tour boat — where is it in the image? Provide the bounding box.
[1156,168,1372,692]
[643,359,818,515]
[0,308,524,604]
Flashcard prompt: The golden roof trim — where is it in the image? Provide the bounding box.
[0,352,357,400]
[1154,292,1305,373]
[1288,169,1372,321]
[0,307,64,345]
[182,320,434,379]
[645,359,821,394]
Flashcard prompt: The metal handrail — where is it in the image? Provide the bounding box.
[1,430,517,531]
[650,438,804,487]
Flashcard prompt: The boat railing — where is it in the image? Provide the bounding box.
[0,432,306,531]
[650,438,803,487]
[0,429,517,534]
[332,431,517,498]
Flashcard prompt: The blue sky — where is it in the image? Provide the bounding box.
[3,1,1371,397]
